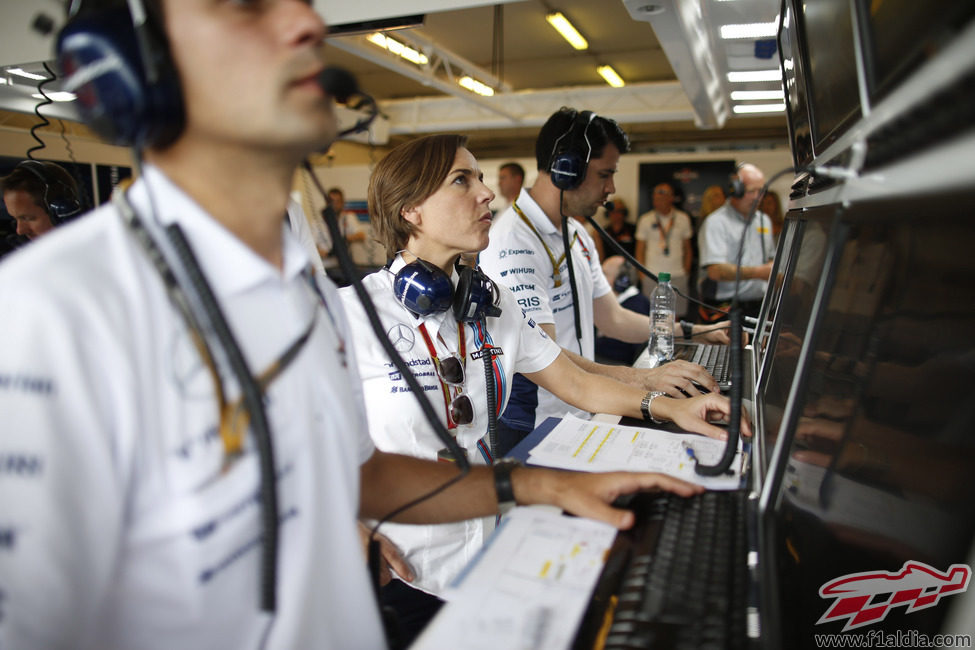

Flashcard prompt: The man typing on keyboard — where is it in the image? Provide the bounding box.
[479,108,732,455]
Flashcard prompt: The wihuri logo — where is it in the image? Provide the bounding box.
[817,561,971,631]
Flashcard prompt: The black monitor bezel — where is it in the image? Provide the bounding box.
[777,0,815,169]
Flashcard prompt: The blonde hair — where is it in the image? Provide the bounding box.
[700,184,726,218]
[369,134,468,255]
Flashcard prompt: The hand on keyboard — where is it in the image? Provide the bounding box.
[637,359,719,396]
[527,468,705,531]
[652,393,753,441]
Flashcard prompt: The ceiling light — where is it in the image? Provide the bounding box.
[727,69,782,82]
[8,68,49,81]
[366,32,428,66]
[546,12,588,50]
[730,89,785,100]
[720,22,778,39]
[0,78,7,85]
[732,103,786,114]
[597,65,625,88]
[459,76,495,97]
[32,92,77,102]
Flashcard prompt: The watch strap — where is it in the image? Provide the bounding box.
[641,391,667,424]
[492,458,521,515]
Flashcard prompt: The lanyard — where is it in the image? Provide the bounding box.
[204,308,317,462]
[417,321,466,429]
[654,212,675,256]
[512,200,578,287]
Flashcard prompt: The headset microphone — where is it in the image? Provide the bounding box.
[318,66,378,138]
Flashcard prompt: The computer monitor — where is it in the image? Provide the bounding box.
[752,215,802,389]
[778,0,814,169]
[754,206,835,484]
[793,0,863,155]
[762,189,975,646]
[857,0,975,104]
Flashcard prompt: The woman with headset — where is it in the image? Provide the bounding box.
[338,134,750,641]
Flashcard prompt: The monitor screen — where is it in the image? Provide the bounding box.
[858,0,975,104]
[767,190,975,646]
[756,207,834,479]
[778,0,814,169]
[794,0,863,154]
[754,215,802,388]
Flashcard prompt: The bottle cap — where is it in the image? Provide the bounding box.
[659,271,671,282]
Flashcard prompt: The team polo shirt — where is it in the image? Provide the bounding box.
[338,255,560,596]
[0,166,385,650]
[698,201,774,302]
[479,188,612,430]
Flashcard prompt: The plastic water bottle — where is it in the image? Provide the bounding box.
[649,271,675,363]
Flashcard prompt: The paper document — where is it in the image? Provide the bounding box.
[412,507,617,650]
[527,414,743,490]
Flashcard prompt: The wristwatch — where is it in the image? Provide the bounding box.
[492,458,522,516]
[680,320,694,340]
[641,391,667,424]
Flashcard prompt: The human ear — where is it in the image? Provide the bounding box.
[401,205,422,227]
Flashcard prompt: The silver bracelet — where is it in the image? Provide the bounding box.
[641,391,667,424]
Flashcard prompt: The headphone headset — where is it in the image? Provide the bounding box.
[548,110,597,191]
[15,161,83,225]
[57,0,185,149]
[394,259,502,322]
[727,162,747,199]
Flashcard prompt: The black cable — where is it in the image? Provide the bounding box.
[483,337,499,458]
[115,183,280,612]
[164,226,280,605]
[558,190,584,351]
[585,209,730,316]
[694,166,796,476]
[26,64,56,160]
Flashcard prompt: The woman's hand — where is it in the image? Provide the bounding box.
[653,393,753,441]
[638,360,718,396]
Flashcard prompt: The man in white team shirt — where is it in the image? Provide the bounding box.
[0,4,706,649]
[480,108,731,455]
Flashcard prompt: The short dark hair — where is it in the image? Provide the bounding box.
[499,162,524,180]
[1,161,80,216]
[535,107,630,172]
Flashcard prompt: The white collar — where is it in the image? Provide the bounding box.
[127,165,310,298]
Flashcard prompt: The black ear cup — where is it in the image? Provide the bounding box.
[452,266,502,322]
[727,175,746,199]
[57,1,185,149]
[548,110,596,191]
[727,163,747,199]
[14,161,82,225]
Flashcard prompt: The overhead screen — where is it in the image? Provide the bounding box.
[793,0,863,155]
[777,0,813,170]
[857,0,975,103]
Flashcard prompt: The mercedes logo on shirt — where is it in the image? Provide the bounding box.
[387,322,416,352]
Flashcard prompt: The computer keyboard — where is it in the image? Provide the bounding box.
[677,343,731,388]
[575,490,748,650]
